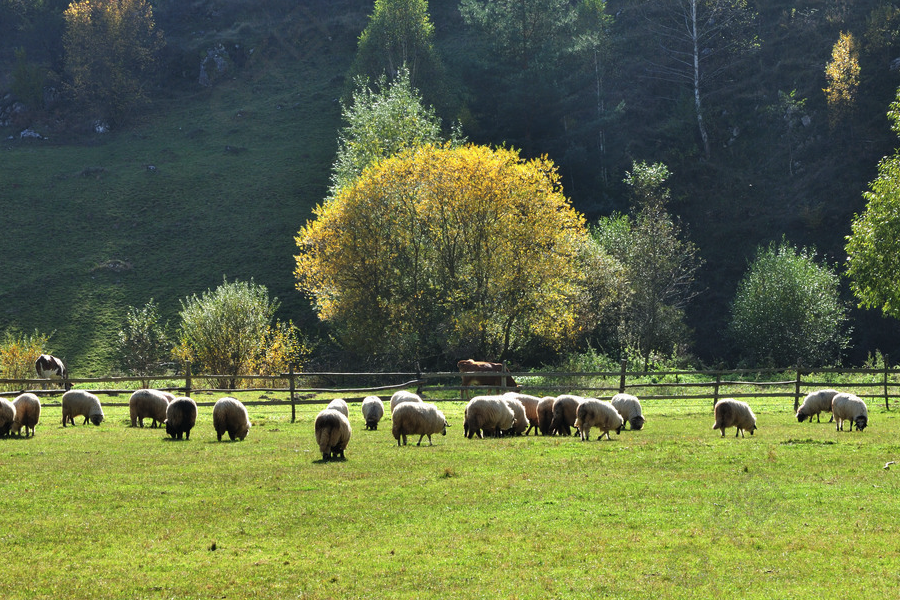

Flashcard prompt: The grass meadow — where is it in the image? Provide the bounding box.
[2,390,899,599]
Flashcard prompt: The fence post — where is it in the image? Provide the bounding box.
[884,355,890,411]
[289,364,296,423]
[794,367,802,412]
[713,373,720,409]
[619,359,627,393]
[501,361,508,394]
[185,361,192,398]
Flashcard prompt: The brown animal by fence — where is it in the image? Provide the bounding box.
[457,359,518,400]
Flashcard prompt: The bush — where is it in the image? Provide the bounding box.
[115,299,171,385]
[0,330,52,391]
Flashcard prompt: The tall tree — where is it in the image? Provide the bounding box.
[63,0,164,125]
[824,31,860,131]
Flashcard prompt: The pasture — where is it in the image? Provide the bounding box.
[2,391,898,599]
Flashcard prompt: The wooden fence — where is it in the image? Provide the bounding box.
[1,360,896,421]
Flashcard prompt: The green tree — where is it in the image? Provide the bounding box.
[115,299,170,386]
[63,0,164,125]
[175,279,277,389]
[296,144,617,364]
[824,31,860,131]
[846,87,900,319]
[11,47,45,108]
[729,238,849,367]
[593,161,703,369]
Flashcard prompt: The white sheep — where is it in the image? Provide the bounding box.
[212,396,251,441]
[12,393,41,437]
[314,408,352,460]
[551,394,584,436]
[536,396,556,435]
[361,395,385,430]
[501,395,529,436]
[464,395,516,439]
[389,390,423,413]
[326,398,349,417]
[129,389,171,428]
[832,393,868,432]
[610,393,646,430]
[61,390,105,427]
[712,398,757,437]
[0,398,16,437]
[392,401,449,446]
[796,389,839,423]
[166,397,197,440]
[574,398,623,441]
[503,392,541,435]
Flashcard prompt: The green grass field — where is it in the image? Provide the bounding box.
[2,391,898,599]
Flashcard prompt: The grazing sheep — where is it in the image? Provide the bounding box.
[326,398,349,418]
[464,395,516,439]
[361,395,385,430]
[832,393,868,432]
[129,389,171,428]
[712,398,757,438]
[501,395,529,436]
[551,395,584,436]
[315,408,351,460]
[392,401,449,446]
[12,393,41,437]
[574,398,623,441]
[212,397,251,441]
[61,390,104,427]
[796,389,839,423]
[166,397,197,440]
[536,396,556,435]
[504,392,541,435]
[611,393,646,430]
[389,390,423,413]
[0,398,16,437]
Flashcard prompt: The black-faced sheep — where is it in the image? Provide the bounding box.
[464,395,516,439]
[611,393,646,430]
[326,398,349,418]
[536,396,555,435]
[212,396,251,441]
[314,408,351,460]
[574,398,623,441]
[504,392,541,435]
[832,393,868,432]
[550,394,583,436]
[389,390,423,413]
[361,395,385,430]
[129,389,171,428]
[12,393,41,437]
[0,398,16,437]
[166,397,197,440]
[392,401,449,446]
[61,390,104,427]
[712,398,757,438]
[796,389,839,423]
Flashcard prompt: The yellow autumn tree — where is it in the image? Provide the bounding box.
[295,144,615,363]
[824,31,860,130]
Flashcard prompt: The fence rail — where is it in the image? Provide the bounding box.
[3,360,897,421]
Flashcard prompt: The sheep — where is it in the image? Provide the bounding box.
[166,397,197,440]
[61,390,104,427]
[536,396,556,435]
[129,389,171,428]
[314,408,351,460]
[574,398,623,441]
[463,395,516,439]
[212,396,251,441]
[610,393,646,430]
[550,394,584,436]
[0,398,16,437]
[503,392,541,435]
[361,395,385,430]
[389,390,423,413]
[712,398,757,438]
[501,395,529,436]
[832,393,868,432]
[796,389,839,423]
[12,393,41,437]
[326,398,349,418]
[392,401,449,446]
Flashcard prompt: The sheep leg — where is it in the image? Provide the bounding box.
[417,434,425,446]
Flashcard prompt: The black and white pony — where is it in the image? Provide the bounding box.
[35,354,71,390]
